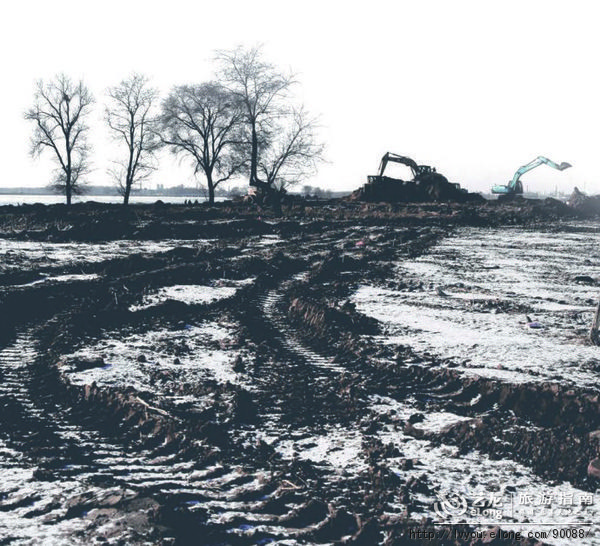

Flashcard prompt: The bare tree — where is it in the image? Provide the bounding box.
[159,82,244,204]
[215,45,295,193]
[258,107,325,192]
[106,74,160,205]
[24,74,94,205]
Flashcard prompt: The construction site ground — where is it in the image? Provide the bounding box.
[0,198,599,545]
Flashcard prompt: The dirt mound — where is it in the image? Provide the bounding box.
[567,186,600,215]
[350,175,484,203]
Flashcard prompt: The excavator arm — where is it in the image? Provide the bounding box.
[509,156,571,190]
[378,152,419,178]
[492,156,572,195]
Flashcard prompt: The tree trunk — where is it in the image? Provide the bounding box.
[66,148,72,206]
[125,143,134,206]
[123,174,132,206]
[207,172,215,205]
[250,122,259,187]
[66,173,72,206]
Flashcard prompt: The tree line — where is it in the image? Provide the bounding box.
[24,46,325,206]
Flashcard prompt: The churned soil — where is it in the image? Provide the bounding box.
[0,196,593,545]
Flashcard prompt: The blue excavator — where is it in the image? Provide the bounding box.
[492,156,572,196]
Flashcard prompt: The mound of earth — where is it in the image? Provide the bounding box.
[349,175,485,203]
[567,186,600,215]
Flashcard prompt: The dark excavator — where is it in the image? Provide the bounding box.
[368,152,447,186]
[354,152,478,202]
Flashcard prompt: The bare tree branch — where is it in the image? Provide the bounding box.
[24,74,94,205]
[215,45,296,192]
[258,107,325,192]
[105,73,160,205]
[158,82,244,204]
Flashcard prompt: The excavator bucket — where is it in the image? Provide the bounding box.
[558,162,572,171]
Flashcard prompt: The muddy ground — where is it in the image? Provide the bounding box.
[0,198,599,545]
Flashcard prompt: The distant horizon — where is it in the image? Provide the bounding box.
[0,184,581,200]
[1,1,597,197]
[0,184,352,197]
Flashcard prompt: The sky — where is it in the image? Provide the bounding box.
[2,0,599,195]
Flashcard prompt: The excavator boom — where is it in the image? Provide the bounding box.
[509,156,571,189]
[378,152,419,178]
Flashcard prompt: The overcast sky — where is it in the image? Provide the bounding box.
[2,0,598,195]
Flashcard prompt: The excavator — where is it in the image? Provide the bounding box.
[360,152,473,202]
[368,152,447,186]
[492,156,572,197]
